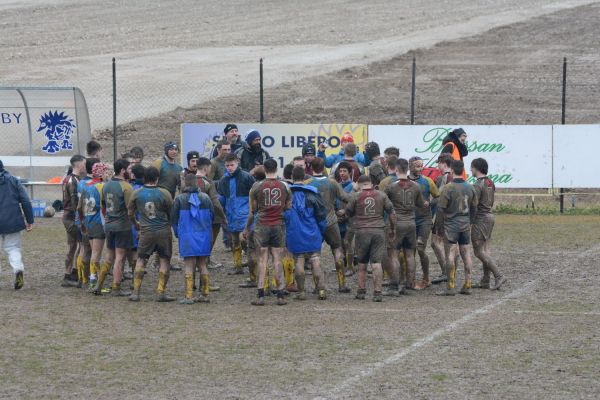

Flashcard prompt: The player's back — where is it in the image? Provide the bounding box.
[81,180,103,227]
[350,189,390,229]
[251,178,290,226]
[439,180,476,230]
[133,186,172,232]
[410,175,437,223]
[385,178,424,224]
[474,177,495,217]
[103,178,133,232]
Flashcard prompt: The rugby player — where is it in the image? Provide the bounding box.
[125,164,145,281]
[77,162,111,289]
[308,157,351,293]
[436,160,478,296]
[152,141,182,199]
[286,167,328,301]
[74,158,98,287]
[471,158,507,290]
[128,166,175,302]
[408,156,439,289]
[431,154,454,284]
[61,154,85,287]
[93,159,134,296]
[385,158,424,294]
[336,161,358,276]
[172,174,215,304]
[244,158,292,306]
[341,175,395,302]
[364,142,386,187]
[209,139,230,181]
[217,153,255,275]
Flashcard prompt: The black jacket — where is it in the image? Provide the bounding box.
[234,143,271,172]
[442,130,468,160]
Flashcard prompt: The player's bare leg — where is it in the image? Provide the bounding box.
[310,254,326,300]
[270,248,286,305]
[251,247,269,306]
[383,249,401,296]
[414,240,431,289]
[431,234,447,284]
[438,243,459,296]
[294,256,307,300]
[473,240,505,290]
[458,245,473,295]
[404,249,417,293]
[355,262,368,300]
[371,263,383,302]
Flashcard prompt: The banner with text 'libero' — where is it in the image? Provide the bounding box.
[369,125,553,188]
[553,124,599,188]
[181,123,367,168]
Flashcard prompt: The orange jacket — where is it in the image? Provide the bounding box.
[445,142,467,180]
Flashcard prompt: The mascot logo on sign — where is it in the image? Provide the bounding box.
[37,111,76,154]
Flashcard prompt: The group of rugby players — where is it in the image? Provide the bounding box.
[60,124,506,306]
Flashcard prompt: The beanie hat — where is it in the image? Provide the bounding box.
[245,129,261,145]
[224,124,238,135]
[92,162,110,179]
[187,151,200,165]
[302,143,316,157]
[164,141,179,154]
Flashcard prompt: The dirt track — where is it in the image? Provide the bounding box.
[0,215,598,399]
[88,2,600,163]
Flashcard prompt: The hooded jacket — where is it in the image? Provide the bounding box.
[172,188,214,257]
[317,148,369,168]
[234,142,271,173]
[217,167,255,232]
[442,130,469,160]
[284,184,327,255]
[0,169,34,234]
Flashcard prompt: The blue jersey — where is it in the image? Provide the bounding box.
[75,176,91,226]
[80,178,104,230]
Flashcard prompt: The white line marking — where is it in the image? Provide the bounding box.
[314,307,403,314]
[514,310,600,316]
[315,281,537,400]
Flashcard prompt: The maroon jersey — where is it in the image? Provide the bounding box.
[345,188,393,229]
[473,176,495,217]
[250,178,292,226]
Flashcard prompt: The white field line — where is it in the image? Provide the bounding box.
[314,307,405,314]
[514,310,600,316]
[314,281,537,400]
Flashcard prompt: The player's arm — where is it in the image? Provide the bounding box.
[341,193,357,218]
[69,178,79,215]
[469,187,479,223]
[284,183,292,210]
[127,192,140,230]
[428,177,440,198]
[437,186,449,210]
[171,197,181,237]
[77,190,86,231]
[207,182,227,225]
[415,185,425,208]
[243,189,256,239]
[162,189,173,222]
[101,186,107,215]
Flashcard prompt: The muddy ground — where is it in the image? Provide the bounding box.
[0,214,598,399]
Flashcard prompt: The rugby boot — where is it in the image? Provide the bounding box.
[373,291,383,302]
[383,284,400,297]
[179,298,195,305]
[155,293,176,302]
[61,274,79,287]
[492,276,507,290]
[295,291,307,301]
[318,289,327,300]
[431,275,448,285]
[286,283,298,293]
[208,259,224,269]
[110,284,131,297]
[228,245,243,275]
[460,279,472,295]
[239,278,257,288]
[14,271,23,290]
[436,288,456,296]
[338,285,352,293]
[251,297,265,306]
[472,280,490,289]
[93,262,112,295]
[355,289,366,300]
[128,292,141,302]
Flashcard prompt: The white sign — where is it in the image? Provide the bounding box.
[369,125,553,188]
[553,124,599,188]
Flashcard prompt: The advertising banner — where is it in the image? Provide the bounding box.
[181,123,367,168]
[369,125,553,188]
[553,124,599,188]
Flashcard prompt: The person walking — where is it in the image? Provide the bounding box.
[0,160,34,289]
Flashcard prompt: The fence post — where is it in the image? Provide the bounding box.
[559,57,567,214]
[259,58,264,123]
[410,56,416,125]
[112,57,117,162]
